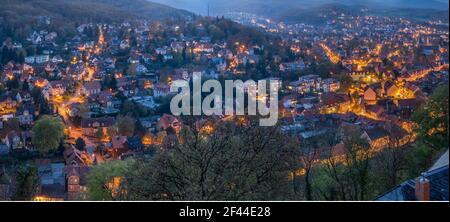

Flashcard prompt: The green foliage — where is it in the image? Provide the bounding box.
[96,128,104,140]
[121,100,149,117]
[0,0,190,24]
[5,77,19,90]
[371,140,409,193]
[37,95,51,115]
[0,84,5,94]
[412,84,449,151]
[404,84,449,177]
[102,75,117,91]
[117,115,136,137]
[0,0,191,43]
[404,143,436,178]
[208,24,226,41]
[1,45,23,65]
[310,166,339,200]
[308,126,374,200]
[86,160,133,201]
[301,61,343,79]
[337,73,353,92]
[31,115,65,154]
[14,165,40,201]
[75,137,86,151]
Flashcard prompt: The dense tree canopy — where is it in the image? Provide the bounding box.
[31,115,65,154]
[75,137,86,151]
[412,84,449,151]
[86,160,133,201]
[116,115,136,137]
[407,84,449,176]
[13,165,40,201]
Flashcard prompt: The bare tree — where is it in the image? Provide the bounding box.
[297,136,320,200]
[124,118,298,201]
[319,125,371,200]
[374,126,410,190]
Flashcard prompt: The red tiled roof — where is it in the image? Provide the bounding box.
[111,136,127,150]
[320,93,349,106]
[366,105,384,115]
[158,114,180,130]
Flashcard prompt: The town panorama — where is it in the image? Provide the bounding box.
[0,0,448,202]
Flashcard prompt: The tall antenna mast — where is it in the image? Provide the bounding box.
[207,0,210,17]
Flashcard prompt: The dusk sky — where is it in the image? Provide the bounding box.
[150,0,450,15]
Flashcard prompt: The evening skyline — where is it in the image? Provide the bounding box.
[149,0,450,15]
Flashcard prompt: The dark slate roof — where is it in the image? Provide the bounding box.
[40,184,66,199]
[365,127,389,141]
[376,165,449,201]
[424,165,449,200]
[127,136,142,150]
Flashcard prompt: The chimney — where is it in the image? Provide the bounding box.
[415,173,430,201]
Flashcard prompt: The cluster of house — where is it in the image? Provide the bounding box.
[278,47,447,166]
[2,112,183,201]
[288,74,341,94]
[0,19,211,200]
[0,9,449,201]
[279,69,447,140]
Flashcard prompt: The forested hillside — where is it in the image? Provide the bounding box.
[0,0,192,42]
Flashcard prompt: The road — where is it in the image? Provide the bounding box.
[54,92,96,149]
